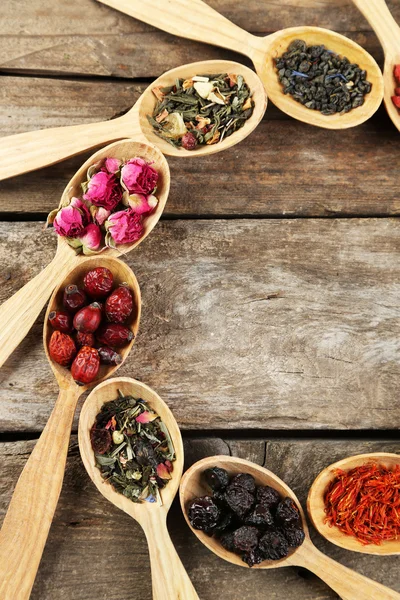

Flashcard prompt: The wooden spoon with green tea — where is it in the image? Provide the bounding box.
[180,455,400,600]
[0,59,266,181]
[0,138,169,370]
[98,0,384,130]
[79,376,199,600]
[0,256,141,600]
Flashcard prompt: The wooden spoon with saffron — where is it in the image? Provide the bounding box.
[307,452,400,555]
[180,455,400,600]
[0,59,266,181]
[0,256,141,600]
[78,376,199,600]
[0,138,169,370]
[97,0,384,130]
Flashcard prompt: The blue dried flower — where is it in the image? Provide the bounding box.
[292,71,309,78]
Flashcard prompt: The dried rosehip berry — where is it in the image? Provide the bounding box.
[188,496,220,532]
[90,424,112,455]
[256,485,281,509]
[230,473,256,495]
[224,485,254,521]
[49,330,76,366]
[232,526,259,552]
[243,549,264,567]
[76,331,96,348]
[105,285,133,323]
[181,132,197,151]
[71,346,100,385]
[204,467,230,491]
[48,310,73,333]
[219,530,235,552]
[275,497,300,526]
[98,346,122,365]
[63,284,87,313]
[281,524,305,548]
[73,303,102,333]
[259,529,289,560]
[245,504,274,528]
[96,323,134,348]
[83,267,114,298]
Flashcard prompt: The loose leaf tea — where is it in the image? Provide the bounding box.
[275,39,372,115]
[91,391,175,504]
[147,73,254,150]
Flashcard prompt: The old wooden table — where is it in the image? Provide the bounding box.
[0,0,399,598]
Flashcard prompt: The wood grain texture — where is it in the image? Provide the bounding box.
[1,76,400,217]
[0,219,399,432]
[0,437,398,599]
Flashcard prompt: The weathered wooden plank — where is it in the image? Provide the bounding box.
[0,0,396,77]
[0,437,398,599]
[1,76,400,217]
[0,219,399,432]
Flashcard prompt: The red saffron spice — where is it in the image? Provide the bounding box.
[324,463,400,545]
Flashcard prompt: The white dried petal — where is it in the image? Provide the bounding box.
[192,76,209,82]
[207,91,226,105]
[194,81,214,98]
[164,112,188,138]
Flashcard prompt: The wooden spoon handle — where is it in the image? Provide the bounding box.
[0,245,77,369]
[142,512,199,599]
[97,0,253,57]
[0,386,81,600]
[0,117,135,181]
[352,0,400,55]
[293,541,400,599]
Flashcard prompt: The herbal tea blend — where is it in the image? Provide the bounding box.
[91,391,175,504]
[147,73,254,150]
[275,39,372,115]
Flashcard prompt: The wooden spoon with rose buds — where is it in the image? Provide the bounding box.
[352,0,400,132]
[79,376,199,600]
[180,455,400,600]
[98,0,384,130]
[0,59,266,181]
[0,255,141,600]
[0,138,169,370]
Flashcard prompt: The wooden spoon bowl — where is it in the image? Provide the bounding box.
[307,452,400,556]
[78,377,199,600]
[179,455,400,599]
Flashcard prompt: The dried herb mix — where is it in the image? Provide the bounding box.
[275,39,372,115]
[91,391,175,504]
[187,468,305,566]
[147,73,254,150]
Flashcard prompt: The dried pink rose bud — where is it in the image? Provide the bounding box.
[79,224,102,254]
[121,157,158,196]
[53,197,90,238]
[92,206,111,226]
[104,157,122,174]
[105,209,144,245]
[124,193,158,215]
[83,170,122,211]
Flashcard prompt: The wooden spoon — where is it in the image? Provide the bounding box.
[307,452,400,555]
[98,0,384,130]
[0,59,266,181]
[180,455,400,600]
[0,256,141,600]
[0,138,169,370]
[352,0,400,132]
[78,376,199,600]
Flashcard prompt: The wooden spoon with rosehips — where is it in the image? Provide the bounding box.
[0,256,141,600]
[0,138,169,371]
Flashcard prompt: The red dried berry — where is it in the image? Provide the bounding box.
[49,330,76,366]
[98,346,122,365]
[181,132,197,151]
[394,64,400,83]
[392,95,400,109]
[63,284,87,313]
[71,346,100,385]
[105,285,133,324]
[395,87,400,96]
[48,310,73,333]
[83,267,114,298]
[96,324,134,348]
[73,302,102,333]
[76,331,96,348]
[90,424,112,455]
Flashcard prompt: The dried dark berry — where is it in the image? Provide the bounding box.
[232,526,259,552]
[213,510,233,535]
[204,467,230,491]
[219,530,235,552]
[242,549,264,568]
[230,473,256,494]
[281,524,305,548]
[276,497,301,525]
[256,485,281,509]
[188,496,220,532]
[259,529,289,560]
[224,485,254,520]
[245,504,274,528]
[90,425,112,455]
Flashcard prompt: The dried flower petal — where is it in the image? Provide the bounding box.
[157,463,172,480]
[152,86,165,102]
[155,109,169,123]
[136,411,159,424]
